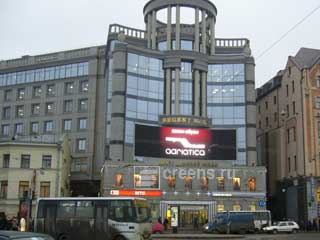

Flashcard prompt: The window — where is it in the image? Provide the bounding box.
[184,175,192,189]
[80,80,89,92]
[46,102,54,114]
[258,120,261,129]
[71,158,87,173]
[64,100,73,113]
[274,112,278,122]
[17,88,25,100]
[47,84,55,96]
[258,105,261,114]
[288,157,291,172]
[33,86,42,97]
[32,104,40,115]
[31,122,39,134]
[248,178,256,192]
[21,155,30,168]
[292,81,295,93]
[0,181,8,199]
[79,99,88,112]
[233,177,241,191]
[19,181,29,199]
[273,95,277,104]
[44,121,53,132]
[318,121,320,140]
[78,118,87,130]
[265,101,268,110]
[4,89,12,101]
[286,104,289,117]
[65,82,74,94]
[77,139,86,151]
[40,182,50,197]
[233,204,241,211]
[286,84,289,97]
[292,101,296,114]
[3,154,10,168]
[287,129,290,143]
[1,125,10,136]
[249,204,256,211]
[16,105,24,118]
[2,107,11,119]
[216,177,225,191]
[293,127,296,141]
[63,119,72,131]
[288,66,291,76]
[15,123,23,135]
[265,117,269,127]
[294,155,297,171]
[42,155,52,169]
[317,76,320,88]
[316,97,320,108]
[217,204,224,212]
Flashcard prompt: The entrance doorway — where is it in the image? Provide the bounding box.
[180,205,208,229]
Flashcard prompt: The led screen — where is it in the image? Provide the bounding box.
[135,124,236,160]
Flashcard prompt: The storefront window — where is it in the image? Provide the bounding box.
[217,204,224,212]
[250,204,256,211]
[200,176,209,190]
[184,176,192,189]
[233,204,241,211]
[114,173,124,188]
[317,185,320,203]
[168,175,176,188]
[216,177,225,191]
[248,177,256,192]
[233,177,241,191]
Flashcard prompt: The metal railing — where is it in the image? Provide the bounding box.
[109,24,146,39]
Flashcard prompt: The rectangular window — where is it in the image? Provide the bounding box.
[317,76,320,88]
[274,112,277,122]
[31,122,39,134]
[78,118,87,130]
[21,155,30,168]
[65,82,74,94]
[32,104,40,115]
[33,86,42,98]
[217,205,224,212]
[265,101,268,110]
[16,105,24,118]
[79,99,88,112]
[258,120,261,129]
[274,95,277,104]
[40,182,50,197]
[19,181,29,199]
[71,158,88,173]
[216,177,225,191]
[258,105,261,114]
[250,204,256,211]
[292,101,296,114]
[288,157,291,172]
[1,125,10,136]
[286,84,289,97]
[294,155,297,171]
[3,154,10,168]
[17,88,25,100]
[63,119,72,131]
[77,139,86,151]
[265,117,269,127]
[292,81,295,93]
[286,104,289,117]
[0,181,8,199]
[42,155,52,169]
[46,102,54,115]
[64,100,73,113]
[233,204,241,211]
[316,97,320,108]
[287,129,290,143]
[233,177,241,191]
[4,89,12,101]
[15,123,23,135]
[293,127,296,141]
[318,121,320,140]
[47,84,56,96]
[2,107,11,119]
[44,121,53,133]
[80,80,89,92]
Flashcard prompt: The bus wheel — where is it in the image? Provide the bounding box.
[58,234,70,240]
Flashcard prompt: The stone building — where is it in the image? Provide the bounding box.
[257,48,320,222]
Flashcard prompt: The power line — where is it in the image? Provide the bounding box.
[256,4,320,61]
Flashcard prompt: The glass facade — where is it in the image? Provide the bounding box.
[0,62,88,87]
[125,53,164,144]
[207,64,246,164]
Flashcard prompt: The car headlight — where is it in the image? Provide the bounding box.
[205,226,209,230]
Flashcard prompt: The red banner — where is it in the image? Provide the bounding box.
[110,189,162,197]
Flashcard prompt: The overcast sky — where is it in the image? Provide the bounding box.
[1,0,320,87]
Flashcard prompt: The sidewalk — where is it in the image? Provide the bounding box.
[152,233,244,239]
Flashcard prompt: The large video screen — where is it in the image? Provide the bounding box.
[134,124,236,160]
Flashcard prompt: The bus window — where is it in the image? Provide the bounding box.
[57,201,75,218]
[75,201,94,218]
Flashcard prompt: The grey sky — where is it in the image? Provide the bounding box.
[0,0,320,87]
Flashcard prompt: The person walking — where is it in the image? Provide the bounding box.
[193,216,199,231]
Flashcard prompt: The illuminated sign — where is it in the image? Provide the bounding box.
[110,189,162,197]
[135,124,236,160]
[159,115,211,127]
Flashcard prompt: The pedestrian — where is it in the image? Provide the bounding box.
[158,216,162,224]
[312,218,317,232]
[163,218,168,231]
[0,213,8,230]
[193,216,199,231]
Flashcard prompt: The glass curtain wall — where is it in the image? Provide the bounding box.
[207,64,246,164]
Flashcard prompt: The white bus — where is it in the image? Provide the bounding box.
[34,197,152,240]
[221,210,272,231]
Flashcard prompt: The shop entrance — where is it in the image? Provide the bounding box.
[180,205,208,229]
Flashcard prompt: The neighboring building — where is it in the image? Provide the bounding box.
[0,135,71,218]
[257,48,320,222]
[103,0,266,225]
[0,46,106,196]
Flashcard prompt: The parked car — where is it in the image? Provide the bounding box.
[262,221,299,234]
[0,231,54,240]
[203,212,255,234]
[152,222,165,234]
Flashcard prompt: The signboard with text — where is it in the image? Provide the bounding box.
[110,189,162,197]
[135,124,236,160]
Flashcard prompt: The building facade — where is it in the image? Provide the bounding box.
[0,136,71,218]
[103,0,266,226]
[257,48,320,222]
[0,47,106,196]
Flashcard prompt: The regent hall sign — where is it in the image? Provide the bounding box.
[135,124,236,160]
[159,115,211,127]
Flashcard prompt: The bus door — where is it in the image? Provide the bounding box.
[94,204,110,240]
[43,202,57,237]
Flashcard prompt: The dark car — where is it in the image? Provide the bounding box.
[0,231,54,240]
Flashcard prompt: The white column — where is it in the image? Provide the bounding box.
[201,10,207,54]
[175,68,180,115]
[147,14,152,48]
[165,69,171,114]
[167,6,172,50]
[201,71,207,116]
[152,10,157,50]
[195,8,200,52]
[194,70,200,116]
[210,17,215,55]
[176,5,180,50]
